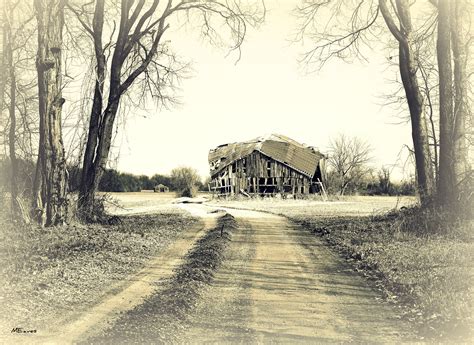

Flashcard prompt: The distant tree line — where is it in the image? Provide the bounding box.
[0,159,207,195]
[68,167,171,193]
[1,158,412,198]
[69,166,207,193]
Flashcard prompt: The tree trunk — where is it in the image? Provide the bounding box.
[0,11,6,116]
[380,0,435,205]
[9,60,21,219]
[79,98,120,218]
[398,48,435,205]
[77,0,108,218]
[450,0,470,202]
[436,0,455,207]
[32,0,68,226]
[1,2,28,222]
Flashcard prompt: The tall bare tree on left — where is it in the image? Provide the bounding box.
[32,0,68,226]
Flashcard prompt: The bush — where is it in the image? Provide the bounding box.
[170,167,200,197]
[363,172,416,196]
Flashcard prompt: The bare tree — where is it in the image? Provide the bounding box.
[377,167,392,195]
[68,0,264,220]
[1,1,22,219]
[327,134,372,195]
[297,0,435,205]
[0,0,36,223]
[450,0,471,198]
[171,166,200,197]
[437,0,471,209]
[32,0,68,226]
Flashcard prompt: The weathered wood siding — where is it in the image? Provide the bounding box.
[210,151,313,196]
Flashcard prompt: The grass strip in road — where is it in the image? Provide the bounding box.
[86,213,238,344]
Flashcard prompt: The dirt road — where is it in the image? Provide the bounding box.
[178,206,413,343]
[86,203,414,343]
[23,207,218,345]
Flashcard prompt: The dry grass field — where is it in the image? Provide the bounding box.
[209,195,416,217]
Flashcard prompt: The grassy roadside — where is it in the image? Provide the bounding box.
[0,208,198,335]
[297,214,473,341]
[212,197,473,341]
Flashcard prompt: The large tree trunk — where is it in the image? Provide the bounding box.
[32,0,68,226]
[398,43,435,204]
[79,97,120,218]
[78,0,106,218]
[436,0,455,207]
[382,0,435,204]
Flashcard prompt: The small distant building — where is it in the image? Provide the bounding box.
[208,134,326,196]
[154,184,169,193]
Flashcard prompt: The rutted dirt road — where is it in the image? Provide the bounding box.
[178,205,414,343]
[21,206,219,345]
[85,203,414,343]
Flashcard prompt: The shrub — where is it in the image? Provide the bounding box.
[170,167,200,198]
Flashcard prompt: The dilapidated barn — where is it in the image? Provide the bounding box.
[208,134,326,196]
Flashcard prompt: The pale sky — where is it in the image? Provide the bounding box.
[110,0,414,181]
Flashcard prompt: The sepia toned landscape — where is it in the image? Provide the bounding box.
[1,0,473,344]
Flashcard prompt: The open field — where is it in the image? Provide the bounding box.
[209,195,417,217]
[103,191,208,215]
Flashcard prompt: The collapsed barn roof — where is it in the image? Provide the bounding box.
[208,134,325,178]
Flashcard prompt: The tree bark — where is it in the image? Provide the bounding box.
[79,98,120,218]
[436,0,455,206]
[32,0,68,226]
[450,0,469,202]
[379,0,435,205]
[78,0,106,217]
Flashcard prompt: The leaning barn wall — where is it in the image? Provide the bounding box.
[210,151,312,196]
